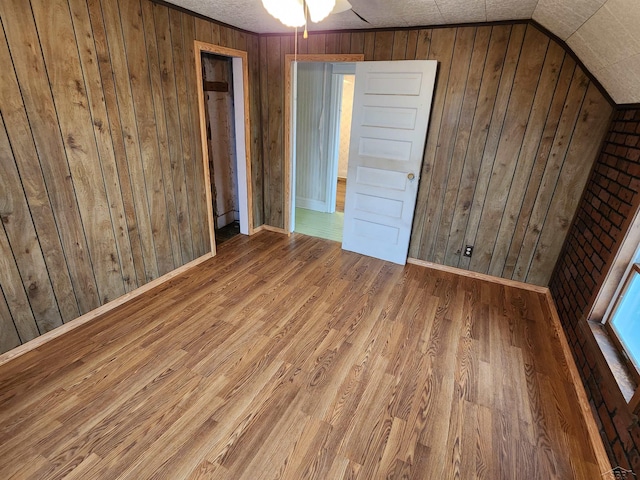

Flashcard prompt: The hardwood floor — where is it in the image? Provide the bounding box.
[0,231,600,479]
[336,177,346,213]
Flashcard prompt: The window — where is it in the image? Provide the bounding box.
[605,248,640,385]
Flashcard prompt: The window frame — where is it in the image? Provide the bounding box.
[604,262,640,386]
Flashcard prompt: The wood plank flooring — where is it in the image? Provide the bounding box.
[0,231,600,479]
[336,177,346,213]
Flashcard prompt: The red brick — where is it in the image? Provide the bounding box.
[613,440,632,470]
[600,403,618,442]
[614,410,633,448]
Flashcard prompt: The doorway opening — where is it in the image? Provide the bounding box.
[290,61,357,243]
[194,41,253,256]
[202,53,240,246]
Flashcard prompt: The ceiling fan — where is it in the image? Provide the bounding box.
[262,0,369,33]
[332,0,370,23]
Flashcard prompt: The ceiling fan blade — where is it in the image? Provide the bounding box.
[328,0,370,24]
[331,0,352,14]
[351,8,370,23]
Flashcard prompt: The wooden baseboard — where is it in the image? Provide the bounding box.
[544,291,612,475]
[0,252,214,368]
[406,257,548,293]
[407,256,611,474]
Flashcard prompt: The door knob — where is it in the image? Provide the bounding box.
[407,173,415,180]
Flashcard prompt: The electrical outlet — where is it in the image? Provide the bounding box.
[463,245,473,257]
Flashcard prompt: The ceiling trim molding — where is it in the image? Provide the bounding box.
[257,19,529,37]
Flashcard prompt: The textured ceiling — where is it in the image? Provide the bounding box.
[166,0,640,104]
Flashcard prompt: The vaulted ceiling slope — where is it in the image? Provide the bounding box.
[167,0,640,104]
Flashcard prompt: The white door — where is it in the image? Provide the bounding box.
[342,60,437,264]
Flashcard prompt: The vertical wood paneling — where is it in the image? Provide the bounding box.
[489,41,566,277]
[265,36,283,226]
[0,224,39,342]
[339,33,351,54]
[419,27,476,262]
[152,3,195,263]
[259,35,270,223]
[415,29,432,60]
[470,26,549,274]
[512,68,590,281]
[406,30,419,59]
[410,27,456,258]
[141,0,182,268]
[167,7,201,261]
[32,0,125,303]
[502,55,577,279]
[458,24,527,270]
[99,0,160,282]
[194,17,212,42]
[87,0,148,289]
[219,24,233,48]
[0,0,262,353]
[181,12,209,257]
[325,33,339,54]
[262,23,611,287]
[308,33,325,54]
[350,32,364,55]
[443,25,511,266]
[526,83,612,285]
[69,0,138,293]
[119,0,175,277]
[0,116,62,334]
[1,0,101,313]
[0,25,79,322]
[373,31,393,60]
[249,34,264,226]
[0,289,20,353]
[392,30,408,60]
[434,26,491,265]
[363,32,375,60]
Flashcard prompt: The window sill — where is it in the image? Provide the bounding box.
[590,321,637,402]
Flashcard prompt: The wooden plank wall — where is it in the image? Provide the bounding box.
[0,0,262,353]
[259,24,613,285]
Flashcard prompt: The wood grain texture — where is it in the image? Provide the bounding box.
[0,25,80,324]
[268,24,611,286]
[0,290,20,355]
[0,231,604,479]
[32,0,125,303]
[1,0,101,314]
[0,115,62,335]
[182,12,210,257]
[0,0,262,354]
[152,2,195,263]
[69,0,138,293]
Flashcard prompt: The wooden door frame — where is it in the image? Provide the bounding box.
[284,53,364,233]
[195,41,254,255]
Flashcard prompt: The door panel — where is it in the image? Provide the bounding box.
[342,60,437,265]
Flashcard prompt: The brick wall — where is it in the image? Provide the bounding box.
[549,108,640,472]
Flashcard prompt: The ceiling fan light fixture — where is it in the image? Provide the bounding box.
[261,0,337,27]
[261,0,306,27]
[331,0,351,14]
[306,0,336,22]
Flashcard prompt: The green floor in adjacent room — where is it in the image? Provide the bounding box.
[295,208,343,243]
